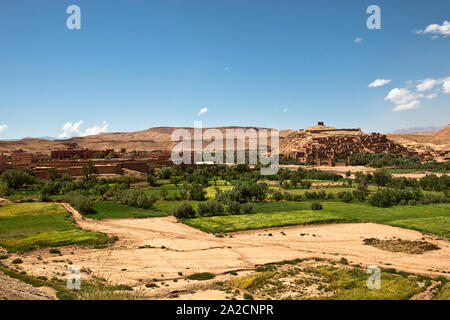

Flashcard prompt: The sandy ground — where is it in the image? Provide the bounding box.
[0,270,55,300]
[4,203,448,299]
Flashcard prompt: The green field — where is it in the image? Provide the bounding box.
[0,203,112,252]
[87,201,199,220]
[182,201,450,236]
[434,283,450,300]
[226,264,424,300]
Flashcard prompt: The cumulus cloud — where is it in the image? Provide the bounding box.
[393,100,421,111]
[58,120,109,139]
[83,121,109,136]
[0,124,7,134]
[384,88,423,112]
[414,21,450,38]
[354,37,363,43]
[368,79,391,88]
[197,107,208,116]
[443,77,450,94]
[383,76,450,111]
[416,78,440,92]
[385,88,421,105]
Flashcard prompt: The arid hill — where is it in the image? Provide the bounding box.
[387,124,450,157]
[1,124,448,160]
[0,127,294,155]
[436,124,450,137]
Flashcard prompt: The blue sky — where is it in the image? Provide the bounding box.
[0,0,449,139]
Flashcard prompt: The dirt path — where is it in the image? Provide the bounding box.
[410,282,441,300]
[0,270,54,300]
[5,204,449,296]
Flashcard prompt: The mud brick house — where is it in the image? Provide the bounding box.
[10,151,33,169]
[281,122,412,166]
[51,148,114,160]
[32,159,155,179]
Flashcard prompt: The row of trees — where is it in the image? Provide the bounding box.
[350,153,450,172]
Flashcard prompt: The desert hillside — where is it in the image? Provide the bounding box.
[0,127,294,155]
[387,124,450,154]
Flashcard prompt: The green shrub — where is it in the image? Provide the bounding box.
[226,201,241,214]
[241,203,253,214]
[243,293,254,300]
[173,203,196,219]
[160,186,169,200]
[272,191,283,201]
[0,170,36,189]
[67,191,93,214]
[12,258,23,264]
[39,191,51,202]
[369,189,394,207]
[0,182,11,197]
[197,200,224,217]
[147,174,157,186]
[408,199,417,206]
[310,201,323,210]
[341,192,353,203]
[188,183,206,201]
[326,192,335,200]
[318,190,327,199]
[136,194,157,209]
[186,272,215,281]
[305,191,318,200]
[282,192,292,201]
[49,249,61,254]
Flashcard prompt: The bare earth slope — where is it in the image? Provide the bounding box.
[0,127,294,154]
[0,270,54,300]
[387,124,450,154]
[5,204,449,297]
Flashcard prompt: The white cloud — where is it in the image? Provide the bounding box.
[0,124,7,134]
[224,67,230,71]
[416,78,440,92]
[283,108,288,113]
[58,120,109,139]
[384,88,421,105]
[83,121,109,136]
[443,77,450,94]
[197,107,208,116]
[382,75,450,111]
[414,21,450,38]
[426,93,438,100]
[393,100,420,111]
[384,88,424,111]
[354,37,363,43]
[368,79,391,88]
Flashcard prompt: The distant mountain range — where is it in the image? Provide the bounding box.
[391,126,446,134]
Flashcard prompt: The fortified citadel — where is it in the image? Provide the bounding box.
[281,122,413,165]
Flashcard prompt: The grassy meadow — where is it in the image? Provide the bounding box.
[223,261,426,300]
[0,203,112,252]
[87,200,199,220]
[182,201,450,236]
